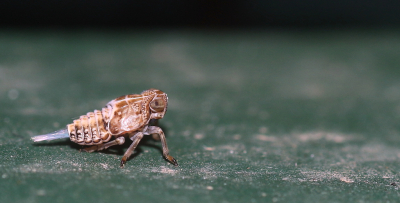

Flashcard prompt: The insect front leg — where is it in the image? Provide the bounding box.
[83,137,125,152]
[145,126,178,166]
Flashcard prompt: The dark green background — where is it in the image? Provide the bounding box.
[1,29,400,202]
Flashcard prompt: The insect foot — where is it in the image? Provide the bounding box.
[166,155,178,166]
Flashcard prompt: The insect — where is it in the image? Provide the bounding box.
[32,88,178,167]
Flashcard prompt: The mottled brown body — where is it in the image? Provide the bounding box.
[66,89,177,167]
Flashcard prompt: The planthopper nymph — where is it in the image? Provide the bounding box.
[32,88,178,167]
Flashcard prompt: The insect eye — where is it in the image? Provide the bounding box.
[150,99,165,112]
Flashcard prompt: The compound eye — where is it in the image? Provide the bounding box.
[150,99,165,112]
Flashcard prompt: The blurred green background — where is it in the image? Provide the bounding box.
[1,29,400,202]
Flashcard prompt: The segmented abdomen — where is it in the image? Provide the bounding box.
[67,109,112,145]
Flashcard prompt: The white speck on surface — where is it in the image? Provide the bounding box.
[256,135,276,142]
[36,189,46,196]
[296,132,350,143]
[194,133,205,140]
[301,170,358,183]
[219,144,243,151]
[203,146,215,151]
[340,177,354,183]
[152,166,178,175]
[206,186,213,190]
[100,163,109,170]
[2,174,7,178]
[261,192,267,197]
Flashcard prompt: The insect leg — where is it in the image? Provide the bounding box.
[120,132,144,167]
[145,126,178,166]
[149,119,161,140]
[83,137,125,152]
[152,133,161,141]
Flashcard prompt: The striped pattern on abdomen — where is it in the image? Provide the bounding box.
[67,109,112,145]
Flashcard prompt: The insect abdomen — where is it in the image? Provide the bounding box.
[67,109,112,145]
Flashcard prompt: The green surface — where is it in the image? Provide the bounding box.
[1,29,400,203]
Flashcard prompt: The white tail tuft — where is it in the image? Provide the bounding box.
[32,129,69,142]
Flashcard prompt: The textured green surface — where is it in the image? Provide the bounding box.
[1,29,400,202]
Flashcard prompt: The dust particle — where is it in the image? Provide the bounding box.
[153,166,178,175]
[36,189,46,196]
[100,163,109,170]
[194,133,205,140]
[203,146,215,151]
[256,135,276,142]
[206,186,213,190]
[297,132,348,143]
[340,177,354,183]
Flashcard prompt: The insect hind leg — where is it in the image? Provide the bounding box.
[83,137,125,152]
